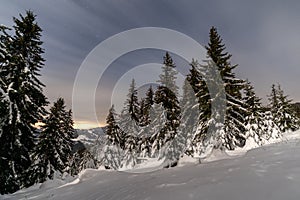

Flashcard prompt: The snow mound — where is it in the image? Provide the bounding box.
[120,158,165,173]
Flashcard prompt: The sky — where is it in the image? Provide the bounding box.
[1,0,300,128]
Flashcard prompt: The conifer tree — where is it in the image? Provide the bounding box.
[262,111,281,140]
[205,26,247,150]
[138,87,155,157]
[27,98,74,185]
[118,79,141,167]
[268,84,299,133]
[151,52,179,156]
[127,79,140,123]
[151,86,182,166]
[101,105,122,170]
[119,79,140,142]
[0,25,9,131]
[243,81,265,145]
[0,11,48,193]
[179,77,199,155]
[186,60,212,154]
[157,52,179,96]
[121,134,138,169]
[139,98,149,126]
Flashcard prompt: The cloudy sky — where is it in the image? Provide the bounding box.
[1,0,300,128]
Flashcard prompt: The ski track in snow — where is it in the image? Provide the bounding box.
[2,131,300,200]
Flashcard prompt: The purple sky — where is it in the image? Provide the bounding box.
[1,0,300,128]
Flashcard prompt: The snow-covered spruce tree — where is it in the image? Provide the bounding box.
[0,25,12,195]
[27,98,74,185]
[0,11,48,194]
[151,53,180,157]
[69,149,97,175]
[262,110,281,140]
[121,133,138,169]
[152,86,182,167]
[138,86,155,157]
[119,79,140,142]
[101,105,122,170]
[157,52,179,96]
[127,79,140,123]
[0,25,9,128]
[119,79,140,168]
[139,87,155,127]
[243,81,265,145]
[186,60,213,155]
[180,76,199,155]
[139,98,149,127]
[205,26,247,150]
[268,84,299,133]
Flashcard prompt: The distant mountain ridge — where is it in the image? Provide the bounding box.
[73,127,106,148]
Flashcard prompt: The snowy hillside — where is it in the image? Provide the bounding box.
[73,127,106,147]
[3,130,300,200]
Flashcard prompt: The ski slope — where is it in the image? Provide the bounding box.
[2,131,300,200]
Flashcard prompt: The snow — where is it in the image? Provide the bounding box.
[2,130,300,200]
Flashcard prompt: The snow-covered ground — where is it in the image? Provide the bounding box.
[2,130,300,200]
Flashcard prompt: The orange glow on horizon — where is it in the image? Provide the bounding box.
[34,121,106,130]
[73,121,106,129]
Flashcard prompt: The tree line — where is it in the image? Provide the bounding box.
[98,27,299,170]
[0,11,299,194]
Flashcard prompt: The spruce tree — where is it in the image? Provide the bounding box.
[139,87,155,127]
[119,79,140,142]
[101,105,122,170]
[268,84,299,133]
[118,79,141,167]
[27,98,74,185]
[205,26,247,150]
[157,52,179,96]
[127,79,140,123]
[69,149,97,175]
[151,52,179,156]
[138,87,155,157]
[243,81,265,145]
[0,11,48,193]
[139,98,149,126]
[179,76,199,155]
[152,86,182,167]
[121,134,138,169]
[186,60,213,154]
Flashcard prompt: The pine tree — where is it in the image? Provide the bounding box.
[118,79,141,168]
[179,76,199,155]
[121,134,138,169]
[139,98,149,126]
[137,87,155,157]
[119,79,140,142]
[67,148,97,176]
[127,79,140,123]
[101,105,122,170]
[78,150,97,171]
[268,84,299,133]
[27,98,74,185]
[186,60,213,155]
[0,25,9,132]
[262,110,281,140]
[152,86,182,167]
[268,84,279,113]
[157,52,179,96]
[243,81,265,145]
[0,11,48,194]
[206,26,247,150]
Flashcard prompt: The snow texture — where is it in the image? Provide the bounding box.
[2,130,300,200]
